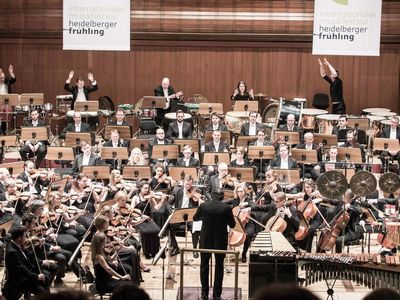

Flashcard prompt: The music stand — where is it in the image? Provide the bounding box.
[151,145,180,161]
[169,167,199,182]
[291,149,318,165]
[46,146,75,169]
[228,167,255,182]
[235,136,258,149]
[272,168,301,186]
[142,96,167,109]
[204,130,232,145]
[129,138,150,153]
[274,130,300,145]
[20,93,44,106]
[0,161,24,176]
[347,118,369,131]
[104,125,132,139]
[81,165,110,181]
[247,146,275,160]
[337,147,363,164]
[122,166,152,180]
[0,94,19,133]
[20,127,49,142]
[101,147,129,170]
[0,135,17,162]
[198,103,224,115]
[373,138,400,152]
[313,134,338,147]
[64,132,94,146]
[233,101,258,113]
[202,152,230,166]
[173,139,201,153]
[74,100,99,112]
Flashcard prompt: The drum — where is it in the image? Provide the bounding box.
[225,111,262,134]
[301,109,328,130]
[293,98,307,108]
[262,103,279,124]
[371,111,397,117]
[276,99,303,128]
[164,112,191,121]
[118,103,135,115]
[141,109,151,118]
[362,107,391,114]
[22,105,30,112]
[66,110,98,118]
[366,115,385,137]
[316,114,341,134]
[43,103,53,112]
[386,222,400,246]
[150,109,158,118]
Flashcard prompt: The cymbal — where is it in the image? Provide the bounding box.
[254,93,266,98]
[349,171,376,197]
[317,170,348,199]
[379,172,400,194]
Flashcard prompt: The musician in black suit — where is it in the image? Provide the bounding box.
[269,144,298,169]
[176,145,200,167]
[154,77,183,126]
[19,109,48,169]
[0,64,16,94]
[331,115,352,137]
[278,113,302,132]
[64,70,98,110]
[166,110,192,139]
[102,129,129,170]
[193,188,236,300]
[59,111,91,139]
[72,141,102,175]
[0,167,9,194]
[295,132,322,180]
[380,116,400,166]
[205,112,227,131]
[109,109,129,126]
[203,130,229,152]
[2,226,48,300]
[17,160,49,197]
[206,163,237,201]
[240,111,263,136]
[148,128,173,166]
[314,146,345,175]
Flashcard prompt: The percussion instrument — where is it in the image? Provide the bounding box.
[164,112,191,121]
[118,103,135,115]
[378,172,400,194]
[224,111,261,134]
[316,114,341,134]
[67,110,98,118]
[316,170,348,199]
[371,111,397,117]
[184,103,200,112]
[262,102,279,124]
[386,222,400,246]
[43,103,53,112]
[349,171,377,197]
[276,99,303,128]
[56,95,73,113]
[140,108,157,118]
[380,119,393,126]
[301,108,328,130]
[362,107,391,114]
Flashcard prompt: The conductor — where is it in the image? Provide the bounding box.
[193,188,236,300]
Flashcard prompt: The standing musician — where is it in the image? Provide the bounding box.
[109,109,129,126]
[205,112,227,131]
[203,130,229,152]
[154,77,183,126]
[64,70,98,110]
[131,183,162,259]
[231,80,254,101]
[169,175,203,257]
[193,188,236,300]
[166,110,192,139]
[240,111,263,136]
[59,111,91,140]
[102,129,129,170]
[379,116,400,166]
[71,141,103,175]
[225,184,255,262]
[2,226,49,300]
[176,145,200,167]
[19,109,48,169]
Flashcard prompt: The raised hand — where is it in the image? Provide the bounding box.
[318,58,322,65]
[68,70,74,80]
[233,88,239,96]
[249,88,254,97]
[8,64,14,75]
[88,72,94,82]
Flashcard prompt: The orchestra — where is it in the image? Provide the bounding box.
[0,73,400,298]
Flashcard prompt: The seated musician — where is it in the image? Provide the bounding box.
[106,169,136,200]
[206,163,237,200]
[331,114,352,137]
[205,112,227,131]
[149,162,175,191]
[0,178,18,221]
[19,109,48,169]
[176,145,200,167]
[225,184,255,262]
[314,146,344,175]
[250,129,271,146]
[148,128,173,167]
[239,111,263,136]
[128,147,148,166]
[18,160,50,196]
[2,226,49,299]
[64,70,98,110]
[109,109,129,126]
[102,129,129,170]
[269,143,298,169]
[203,130,229,152]
[154,77,183,126]
[166,110,192,140]
[231,80,254,100]
[379,116,400,166]
[342,130,366,163]
[59,111,91,139]
[279,113,302,132]
[71,141,103,175]
[169,174,203,257]
[230,146,250,167]
[295,132,322,180]
[0,167,9,193]
[249,129,271,176]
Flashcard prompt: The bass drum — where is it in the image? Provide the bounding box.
[276,99,303,128]
[262,103,279,124]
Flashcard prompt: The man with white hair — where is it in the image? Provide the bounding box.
[154,77,183,126]
[295,132,322,180]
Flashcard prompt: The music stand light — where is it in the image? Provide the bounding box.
[173,139,201,153]
[104,125,132,140]
[101,147,129,160]
[198,103,223,115]
[373,138,400,152]
[122,166,152,180]
[0,94,19,107]
[142,96,168,109]
[129,138,150,152]
[202,152,230,166]
[228,167,256,182]
[233,101,258,113]
[274,130,300,145]
[235,136,258,149]
[74,100,99,112]
[0,136,17,147]
[271,168,301,185]
[247,146,275,160]
[347,118,369,131]
[46,146,75,161]
[81,165,110,180]
[169,167,199,182]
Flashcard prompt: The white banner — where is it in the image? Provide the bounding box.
[312,0,382,56]
[63,0,130,51]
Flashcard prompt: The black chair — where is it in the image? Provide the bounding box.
[312,93,329,110]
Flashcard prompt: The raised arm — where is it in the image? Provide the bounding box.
[323,58,338,78]
[66,70,74,84]
[318,58,326,77]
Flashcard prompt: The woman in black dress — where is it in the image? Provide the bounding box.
[231,80,254,101]
[230,146,250,167]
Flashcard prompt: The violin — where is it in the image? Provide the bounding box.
[221,174,237,187]
[185,187,203,203]
[39,211,58,224]
[25,235,45,248]
[157,174,174,185]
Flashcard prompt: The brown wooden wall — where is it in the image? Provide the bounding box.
[0,0,399,115]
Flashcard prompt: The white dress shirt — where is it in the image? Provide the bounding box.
[76,88,86,101]
[281,158,289,169]
[0,83,8,94]
[82,155,91,166]
[163,88,170,109]
[177,122,183,139]
[390,128,397,139]
[249,123,257,136]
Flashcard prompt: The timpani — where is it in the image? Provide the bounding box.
[316,114,341,135]
[301,109,328,130]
